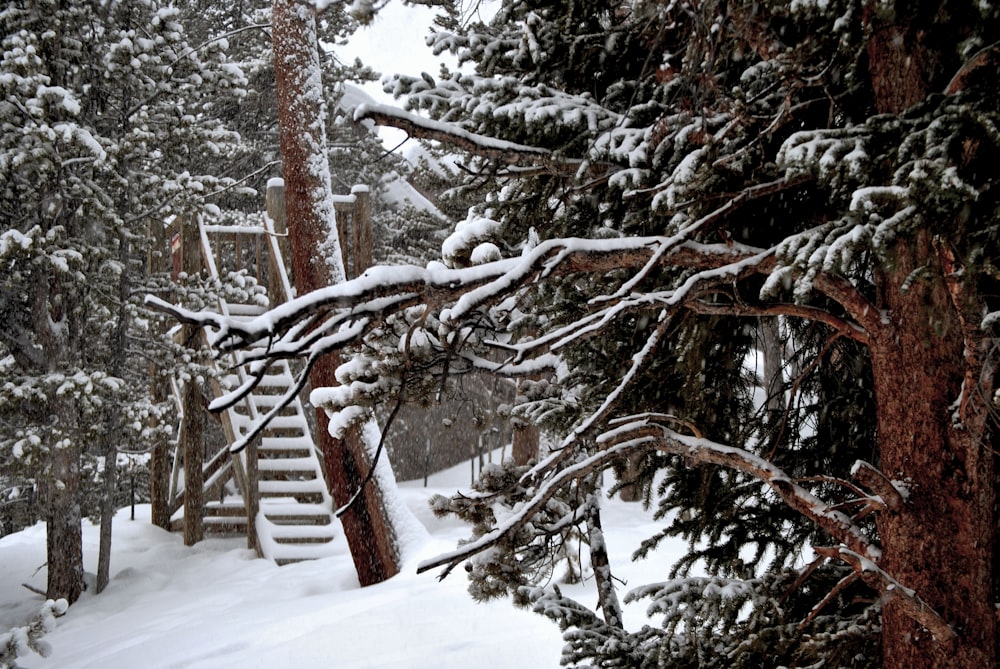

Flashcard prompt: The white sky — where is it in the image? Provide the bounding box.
[332,2,450,105]
[330,1,497,148]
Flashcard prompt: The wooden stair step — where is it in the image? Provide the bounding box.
[258,415,307,430]
[259,474,320,483]
[265,524,336,541]
[259,480,326,494]
[263,514,332,526]
[260,435,314,449]
[204,502,247,517]
[258,457,319,472]
[269,542,340,565]
[225,303,268,317]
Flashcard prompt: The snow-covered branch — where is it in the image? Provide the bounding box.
[597,417,879,561]
[353,103,555,166]
[598,417,954,641]
[145,237,768,354]
[416,438,644,577]
[813,546,955,643]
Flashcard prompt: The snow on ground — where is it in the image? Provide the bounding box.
[1,458,682,668]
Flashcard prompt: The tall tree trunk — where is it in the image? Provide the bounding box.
[870,233,996,669]
[271,0,400,585]
[149,221,171,530]
[181,356,205,547]
[46,402,83,604]
[862,11,997,665]
[97,235,131,593]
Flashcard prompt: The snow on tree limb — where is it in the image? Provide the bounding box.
[597,417,954,641]
[598,418,880,561]
[813,546,956,643]
[353,103,554,166]
[145,237,768,350]
[146,226,879,459]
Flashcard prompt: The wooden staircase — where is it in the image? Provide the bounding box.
[167,210,339,565]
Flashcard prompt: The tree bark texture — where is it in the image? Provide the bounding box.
[585,489,623,629]
[870,233,996,669]
[512,422,540,466]
[861,9,997,665]
[97,234,131,593]
[46,405,83,604]
[271,0,400,585]
[33,247,84,604]
[181,355,205,547]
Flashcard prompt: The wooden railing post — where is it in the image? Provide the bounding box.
[266,178,290,305]
[244,437,259,552]
[180,217,205,545]
[335,207,351,278]
[351,185,372,276]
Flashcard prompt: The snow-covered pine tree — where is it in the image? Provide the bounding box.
[0,0,246,602]
[155,1,1000,667]
[175,0,447,265]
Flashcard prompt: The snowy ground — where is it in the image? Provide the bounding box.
[0,459,681,668]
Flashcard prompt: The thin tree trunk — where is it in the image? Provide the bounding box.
[148,220,172,529]
[271,0,400,585]
[760,317,785,417]
[181,359,205,546]
[585,486,623,629]
[97,235,131,593]
[96,432,118,593]
[870,233,995,669]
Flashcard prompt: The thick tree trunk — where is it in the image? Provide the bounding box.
[46,403,83,604]
[312,364,401,584]
[512,422,539,466]
[861,9,997,666]
[870,234,995,669]
[272,0,400,585]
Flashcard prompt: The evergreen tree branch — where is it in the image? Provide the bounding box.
[813,546,956,643]
[599,417,955,643]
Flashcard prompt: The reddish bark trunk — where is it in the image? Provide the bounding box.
[271,0,399,586]
[870,234,995,669]
[861,10,998,665]
[311,364,400,585]
[511,422,539,466]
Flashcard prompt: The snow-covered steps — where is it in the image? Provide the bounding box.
[170,218,339,566]
[256,500,339,566]
[213,334,336,563]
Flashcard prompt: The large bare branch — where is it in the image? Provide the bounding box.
[597,417,954,641]
[813,546,955,642]
[686,298,871,345]
[598,417,879,560]
[354,103,555,167]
